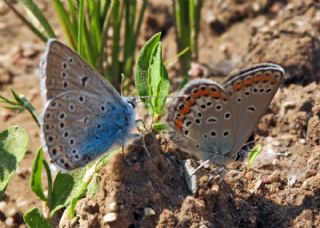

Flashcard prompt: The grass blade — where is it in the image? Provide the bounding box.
[52,0,77,49]
[3,0,47,42]
[30,148,47,201]
[21,0,56,38]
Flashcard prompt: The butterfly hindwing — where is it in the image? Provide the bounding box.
[167,79,237,163]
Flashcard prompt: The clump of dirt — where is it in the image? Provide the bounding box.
[205,0,286,35]
[244,1,320,83]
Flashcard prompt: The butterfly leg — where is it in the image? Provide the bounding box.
[127,133,151,157]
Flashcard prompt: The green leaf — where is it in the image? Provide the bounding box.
[148,43,170,115]
[11,90,40,127]
[30,148,47,201]
[50,167,87,215]
[24,208,51,228]
[134,32,161,99]
[247,145,262,168]
[87,174,101,198]
[49,149,118,217]
[152,122,169,132]
[0,126,29,199]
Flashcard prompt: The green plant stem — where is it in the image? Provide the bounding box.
[100,1,115,74]
[77,0,85,56]
[43,160,53,217]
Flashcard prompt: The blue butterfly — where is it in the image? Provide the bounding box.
[40,39,136,170]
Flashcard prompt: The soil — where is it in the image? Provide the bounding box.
[0,0,320,227]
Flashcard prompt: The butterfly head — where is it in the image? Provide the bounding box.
[123,96,137,109]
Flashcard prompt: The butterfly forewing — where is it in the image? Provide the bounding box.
[40,40,122,102]
[223,63,284,156]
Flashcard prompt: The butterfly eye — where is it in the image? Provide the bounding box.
[127,100,135,109]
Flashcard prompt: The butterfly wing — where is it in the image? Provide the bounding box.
[222,63,284,156]
[40,39,122,102]
[40,40,135,170]
[167,79,237,164]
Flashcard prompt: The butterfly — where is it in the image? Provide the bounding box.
[39,39,136,170]
[166,63,284,164]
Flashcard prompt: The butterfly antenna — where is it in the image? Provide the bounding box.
[120,73,125,96]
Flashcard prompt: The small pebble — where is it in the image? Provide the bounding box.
[261,176,272,184]
[7,208,16,217]
[144,207,156,216]
[103,212,117,223]
[5,217,14,226]
[211,184,219,193]
[109,202,118,212]
[245,172,254,181]
[0,201,6,210]
[306,169,316,178]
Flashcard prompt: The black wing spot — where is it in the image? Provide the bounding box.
[224,112,231,119]
[62,62,68,69]
[81,76,88,88]
[215,104,222,111]
[207,102,213,106]
[197,112,202,117]
[186,121,192,127]
[69,104,75,111]
[266,88,272,93]
[200,104,206,109]
[245,91,250,96]
[101,105,105,112]
[79,96,84,102]
[63,131,69,138]
[184,130,189,136]
[247,106,256,112]
[60,122,65,129]
[63,81,68,88]
[195,119,201,124]
[51,148,57,155]
[69,138,75,145]
[210,131,217,137]
[223,131,230,137]
[68,57,74,63]
[237,97,242,103]
[260,88,265,93]
[59,113,65,120]
[207,117,217,123]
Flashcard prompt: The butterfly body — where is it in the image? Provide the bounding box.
[40,39,135,170]
[167,63,284,164]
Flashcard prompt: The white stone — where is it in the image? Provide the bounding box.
[103,213,118,223]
